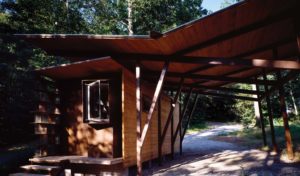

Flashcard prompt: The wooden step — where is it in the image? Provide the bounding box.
[9,173,50,176]
[20,165,60,172]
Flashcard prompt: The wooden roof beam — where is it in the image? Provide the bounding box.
[193,85,261,95]
[145,71,277,85]
[173,6,295,56]
[163,83,261,95]
[118,54,300,70]
[195,90,258,101]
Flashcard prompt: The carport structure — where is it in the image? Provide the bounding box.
[18,0,300,175]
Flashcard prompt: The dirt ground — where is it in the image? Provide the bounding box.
[144,123,300,176]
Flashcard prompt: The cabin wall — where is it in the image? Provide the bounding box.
[122,69,180,167]
[58,73,122,158]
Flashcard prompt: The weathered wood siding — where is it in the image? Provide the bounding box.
[122,70,180,167]
[59,74,122,158]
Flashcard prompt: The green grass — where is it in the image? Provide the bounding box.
[217,119,300,159]
[187,122,208,133]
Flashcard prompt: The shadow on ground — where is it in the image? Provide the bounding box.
[144,123,300,176]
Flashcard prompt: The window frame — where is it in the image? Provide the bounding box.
[82,79,110,124]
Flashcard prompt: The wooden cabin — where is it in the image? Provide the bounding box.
[27,57,180,175]
[13,0,300,175]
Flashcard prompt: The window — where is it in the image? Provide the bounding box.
[82,80,110,123]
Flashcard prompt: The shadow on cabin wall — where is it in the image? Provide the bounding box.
[58,79,114,158]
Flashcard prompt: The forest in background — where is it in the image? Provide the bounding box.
[1,0,300,148]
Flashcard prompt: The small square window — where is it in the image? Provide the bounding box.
[82,80,110,123]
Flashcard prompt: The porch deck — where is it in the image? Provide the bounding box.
[29,156,123,165]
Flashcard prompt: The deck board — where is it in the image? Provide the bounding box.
[29,156,123,165]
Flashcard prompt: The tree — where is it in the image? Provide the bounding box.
[132,0,207,34]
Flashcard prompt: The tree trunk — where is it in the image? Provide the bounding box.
[252,84,260,127]
[127,0,133,35]
[289,82,298,116]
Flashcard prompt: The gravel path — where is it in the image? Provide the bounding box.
[183,122,244,154]
[144,122,300,176]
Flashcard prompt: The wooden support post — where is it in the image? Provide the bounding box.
[170,99,176,159]
[140,62,169,146]
[159,78,184,160]
[157,95,162,165]
[179,92,183,155]
[277,71,294,160]
[256,83,267,147]
[137,62,168,175]
[173,88,194,147]
[170,93,174,159]
[136,63,142,176]
[181,88,193,119]
[182,94,200,142]
[179,88,193,145]
[263,70,278,152]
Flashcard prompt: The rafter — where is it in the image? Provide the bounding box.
[145,71,277,85]
[164,84,261,95]
[173,7,295,56]
[117,54,300,70]
[195,90,258,101]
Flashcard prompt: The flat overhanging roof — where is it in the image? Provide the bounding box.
[17,0,300,91]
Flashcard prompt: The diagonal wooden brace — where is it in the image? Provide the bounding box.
[181,94,200,142]
[159,78,184,148]
[172,87,193,145]
[140,62,169,146]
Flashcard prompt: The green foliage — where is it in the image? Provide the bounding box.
[133,0,207,34]
[187,121,207,133]
[1,0,88,33]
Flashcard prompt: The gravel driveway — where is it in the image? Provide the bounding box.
[183,122,244,154]
[144,122,300,176]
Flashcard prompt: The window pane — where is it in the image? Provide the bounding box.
[100,83,109,120]
[89,81,100,119]
[83,80,110,123]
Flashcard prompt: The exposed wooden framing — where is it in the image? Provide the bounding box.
[184,65,215,75]
[118,54,300,70]
[137,62,168,175]
[170,91,174,159]
[160,78,184,154]
[277,71,294,160]
[145,71,277,85]
[164,85,261,96]
[179,92,183,155]
[140,62,169,146]
[233,37,295,59]
[157,95,162,165]
[172,88,193,154]
[181,94,200,142]
[195,90,258,101]
[136,63,142,176]
[192,67,253,86]
[262,70,278,152]
[256,83,267,147]
[181,88,194,123]
[195,85,260,95]
[178,88,193,149]
[173,8,294,56]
